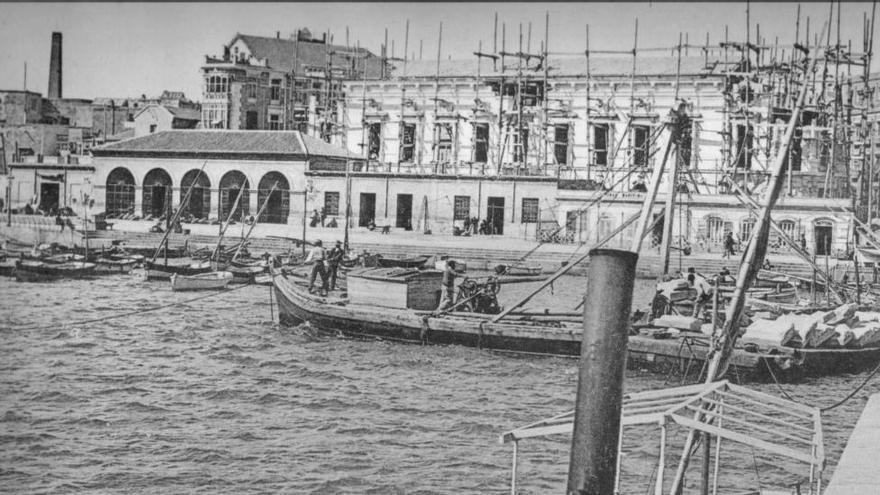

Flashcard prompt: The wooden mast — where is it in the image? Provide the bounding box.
[231,182,278,262]
[669,22,828,495]
[211,180,247,265]
[149,161,207,264]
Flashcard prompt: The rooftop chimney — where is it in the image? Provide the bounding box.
[48,32,62,99]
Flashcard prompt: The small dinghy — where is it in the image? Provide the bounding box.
[495,263,543,276]
[170,271,233,291]
[93,257,138,275]
[145,259,213,280]
[376,255,429,268]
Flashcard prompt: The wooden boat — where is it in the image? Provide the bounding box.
[224,262,267,284]
[0,259,18,277]
[170,271,233,291]
[272,267,880,381]
[14,260,96,282]
[495,263,543,276]
[376,255,429,268]
[93,257,138,275]
[144,259,213,280]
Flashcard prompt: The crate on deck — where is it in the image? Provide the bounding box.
[346,267,443,310]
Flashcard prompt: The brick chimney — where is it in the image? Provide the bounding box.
[48,32,62,99]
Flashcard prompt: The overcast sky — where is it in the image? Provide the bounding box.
[0,2,876,101]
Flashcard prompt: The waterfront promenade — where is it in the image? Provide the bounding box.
[1,214,865,281]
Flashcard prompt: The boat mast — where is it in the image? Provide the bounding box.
[211,179,246,265]
[149,161,206,265]
[231,182,278,262]
[669,22,828,495]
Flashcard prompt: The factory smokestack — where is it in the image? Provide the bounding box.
[48,32,62,99]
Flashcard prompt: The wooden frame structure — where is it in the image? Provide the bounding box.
[500,380,825,495]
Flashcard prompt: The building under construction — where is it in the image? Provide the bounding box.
[313,9,880,257]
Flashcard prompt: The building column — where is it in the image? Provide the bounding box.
[209,188,220,220]
[248,187,259,219]
[134,187,143,217]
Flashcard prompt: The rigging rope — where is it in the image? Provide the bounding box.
[763,357,880,412]
[6,281,257,332]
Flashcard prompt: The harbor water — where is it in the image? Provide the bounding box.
[1,274,878,494]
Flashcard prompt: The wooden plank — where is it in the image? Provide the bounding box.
[671,415,818,464]
[824,393,880,495]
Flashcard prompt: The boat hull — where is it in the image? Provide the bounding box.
[144,260,212,280]
[272,269,880,382]
[170,271,233,291]
[13,261,96,282]
[93,258,137,275]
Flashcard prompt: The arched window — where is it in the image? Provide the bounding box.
[142,168,173,219]
[257,172,290,224]
[180,169,211,220]
[105,167,135,217]
[219,170,250,221]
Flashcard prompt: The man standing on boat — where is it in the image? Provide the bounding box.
[687,267,713,318]
[305,239,328,296]
[327,240,344,291]
[437,260,457,311]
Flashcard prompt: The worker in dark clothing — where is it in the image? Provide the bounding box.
[723,231,736,259]
[305,239,328,296]
[327,240,344,291]
[437,260,457,311]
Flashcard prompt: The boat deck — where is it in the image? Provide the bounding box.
[824,392,880,495]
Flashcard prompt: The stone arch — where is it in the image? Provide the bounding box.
[142,168,173,219]
[257,171,290,224]
[180,169,211,220]
[219,170,250,221]
[105,167,136,217]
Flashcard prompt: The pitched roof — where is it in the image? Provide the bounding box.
[165,106,201,121]
[389,53,717,79]
[93,130,362,160]
[232,34,384,78]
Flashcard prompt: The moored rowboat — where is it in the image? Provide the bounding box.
[170,271,233,291]
[145,259,213,280]
[14,260,96,282]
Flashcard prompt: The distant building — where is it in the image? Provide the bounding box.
[200,29,384,138]
[133,105,202,137]
[90,130,361,224]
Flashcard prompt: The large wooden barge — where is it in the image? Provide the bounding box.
[271,267,880,382]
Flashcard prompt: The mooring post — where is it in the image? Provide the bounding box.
[567,248,638,495]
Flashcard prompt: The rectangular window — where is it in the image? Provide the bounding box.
[514,128,529,163]
[268,113,281,130]
[247,83,258,99]
[453,195,471,221]
[633,125,650,167]
[554,124,569,165]
[592,124,609,166]
[434,123,453,163]
[368,123,382,160]
[521,198,539,223]
[400,123,416,162]
[270,79,281,101]
[473,123,489,163]
[324,191,340,216]
[293,109,308,133]
[736,124,753,170]
[293,79,309,105]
